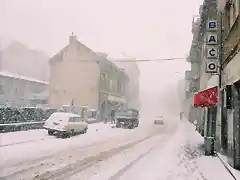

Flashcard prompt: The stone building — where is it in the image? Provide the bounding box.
[49,34,129,119]
[219,0,240,169]
[0,71,49,107]
[186,0,240,170]
[112,59,141,110]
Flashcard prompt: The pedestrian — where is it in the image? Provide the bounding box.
[110,109,115,124]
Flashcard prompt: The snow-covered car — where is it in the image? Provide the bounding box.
[43,112,88,138]
[154,116,164,125]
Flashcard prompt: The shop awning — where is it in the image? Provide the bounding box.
[193,86,218,107]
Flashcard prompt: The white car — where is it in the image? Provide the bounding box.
[154,116,164,125]
[43,112,88,138]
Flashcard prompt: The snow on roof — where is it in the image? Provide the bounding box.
[51,112,81,118]
[0,71,49,84]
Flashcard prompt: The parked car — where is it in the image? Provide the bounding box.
[116,108,139,129]
[43,112,88,138]
[154,116,164,125]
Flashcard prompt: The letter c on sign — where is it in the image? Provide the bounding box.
[209,48,216,56]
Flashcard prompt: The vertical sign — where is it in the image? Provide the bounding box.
[205,20,219,73]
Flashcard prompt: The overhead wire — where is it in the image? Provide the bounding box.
[62,57,187,63]
[111,57,186,62]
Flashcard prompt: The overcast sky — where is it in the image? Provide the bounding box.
[0,0,203,110]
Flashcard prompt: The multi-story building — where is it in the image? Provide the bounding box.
[185,10,202,124]
[219,0,240,169]
[48,34,129,119]
[112,59,141,110]
[187,0,240,170]
[0,71,49,107]
[185,0,219,149]
[0,41,49,81]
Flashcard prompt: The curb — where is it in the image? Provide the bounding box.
[215,153,237,180]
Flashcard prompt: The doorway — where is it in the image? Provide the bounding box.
[233,80,240,169]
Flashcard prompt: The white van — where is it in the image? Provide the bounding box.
[43,112,88,138]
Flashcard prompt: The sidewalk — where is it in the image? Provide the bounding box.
[181,122,230,180]
[117,120,239,180]
[217,153,240,180]
[180,121,240,180]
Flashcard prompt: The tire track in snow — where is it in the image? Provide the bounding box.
[0,137,54,147]
[1,126,162,180]
[0,140,109,179]
[108,126,178,180]
[32,130,162,180]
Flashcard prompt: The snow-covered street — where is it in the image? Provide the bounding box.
[0,118,239,180]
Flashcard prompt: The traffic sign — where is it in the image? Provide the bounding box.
[206,46,218,59]
[206,33,218,45]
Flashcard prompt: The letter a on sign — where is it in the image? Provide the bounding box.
[207,33,218,45]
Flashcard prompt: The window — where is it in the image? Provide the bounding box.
[236,0,240,16]
[109,79,113,91]
[88,111,97,118]
[227,0,239,29]
[230,3,236,26]
[0,85,4,95]
[69,117,82,122]
[121,84,124,93]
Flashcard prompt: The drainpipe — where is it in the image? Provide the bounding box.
[216,0,224,152]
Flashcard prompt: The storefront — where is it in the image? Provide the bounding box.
[221,51,240,169]
[193,85,218,136]
[98,92,127,121]
[193,75,218,155]
[107,95,127,111]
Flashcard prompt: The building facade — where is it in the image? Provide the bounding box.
[0,71,49,107]
[184,8,202,125]
[0,41,49,81]
[219,0,240,169]
[186,0,240,170]
[49,35,129,119]
[113,59,141,110]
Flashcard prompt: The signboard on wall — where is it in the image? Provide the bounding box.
[205,20,219,74]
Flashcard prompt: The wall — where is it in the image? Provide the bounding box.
[113,60,140,109]
[49,37,100,109]
[0,74,48,106]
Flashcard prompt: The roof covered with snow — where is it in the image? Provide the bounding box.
[0,71,49,84]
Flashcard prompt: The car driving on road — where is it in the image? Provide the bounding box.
[116,108,139,129]
[43,112,88,138]
[154,116,164,125]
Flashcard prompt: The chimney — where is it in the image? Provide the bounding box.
[69,32,77,44]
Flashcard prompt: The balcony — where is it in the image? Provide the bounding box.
[191,72,200,80]
[191,16,200,34]
[223,15,240,64]
[186,56,191,62]
[185,71,192,80]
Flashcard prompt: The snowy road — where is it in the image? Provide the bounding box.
[0,119,234,180]
[0,120,178,180]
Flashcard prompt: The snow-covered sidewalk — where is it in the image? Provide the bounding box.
[116,120,237,180]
